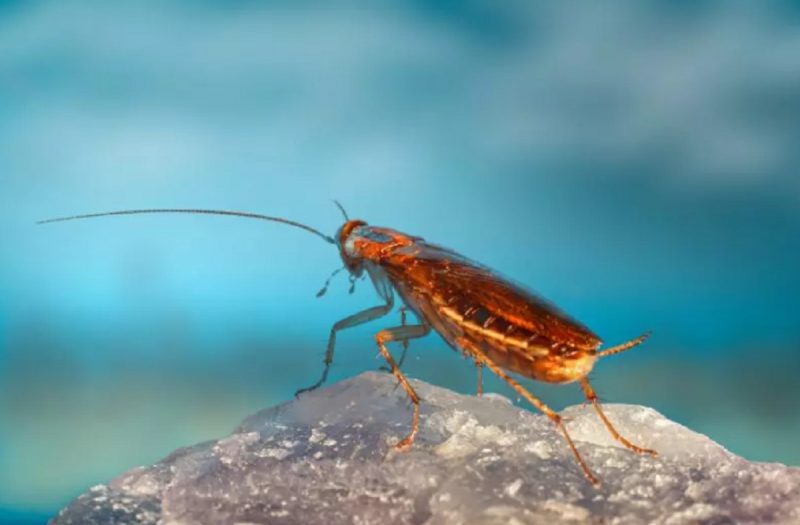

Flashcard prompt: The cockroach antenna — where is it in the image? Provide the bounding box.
[333,200,349,221]
[37,208,337,245]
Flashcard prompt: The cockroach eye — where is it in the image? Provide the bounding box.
[344,235,359,258]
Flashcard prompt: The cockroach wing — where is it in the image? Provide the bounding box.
[385,241,602,351]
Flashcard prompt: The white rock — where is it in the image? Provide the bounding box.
[50,371,800,525]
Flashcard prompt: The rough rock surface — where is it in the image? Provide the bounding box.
[51,372,800,525]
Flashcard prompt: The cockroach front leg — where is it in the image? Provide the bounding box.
[295,300,393,397]
[375,323,431,451]
[579,377,657,457]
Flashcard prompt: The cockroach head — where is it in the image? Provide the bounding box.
[336,219,368,276]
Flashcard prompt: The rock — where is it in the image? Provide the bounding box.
[51,372,800,525]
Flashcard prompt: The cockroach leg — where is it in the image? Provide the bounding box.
[397,307,411,368]
[579,377,657,457]
[460,338,601,487]
[295,300,393,397]
[374,324,431,451]
[379,307,411,373]
[475,361,484,396]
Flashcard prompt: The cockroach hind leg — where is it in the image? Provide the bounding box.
[580,377,658,457]
[458,337,601,487]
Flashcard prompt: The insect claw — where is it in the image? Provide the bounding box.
[295,383,321,398]
[294,388,308,398]
[295,369,329,397]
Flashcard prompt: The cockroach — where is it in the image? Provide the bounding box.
[39,205,656,486]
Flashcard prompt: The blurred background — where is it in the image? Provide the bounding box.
[1,0,799,522]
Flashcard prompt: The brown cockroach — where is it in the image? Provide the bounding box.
[39,205,655,486]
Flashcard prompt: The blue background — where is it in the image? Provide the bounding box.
[1,1,799,521]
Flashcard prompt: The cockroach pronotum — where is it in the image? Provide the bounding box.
[39,204,656,486]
